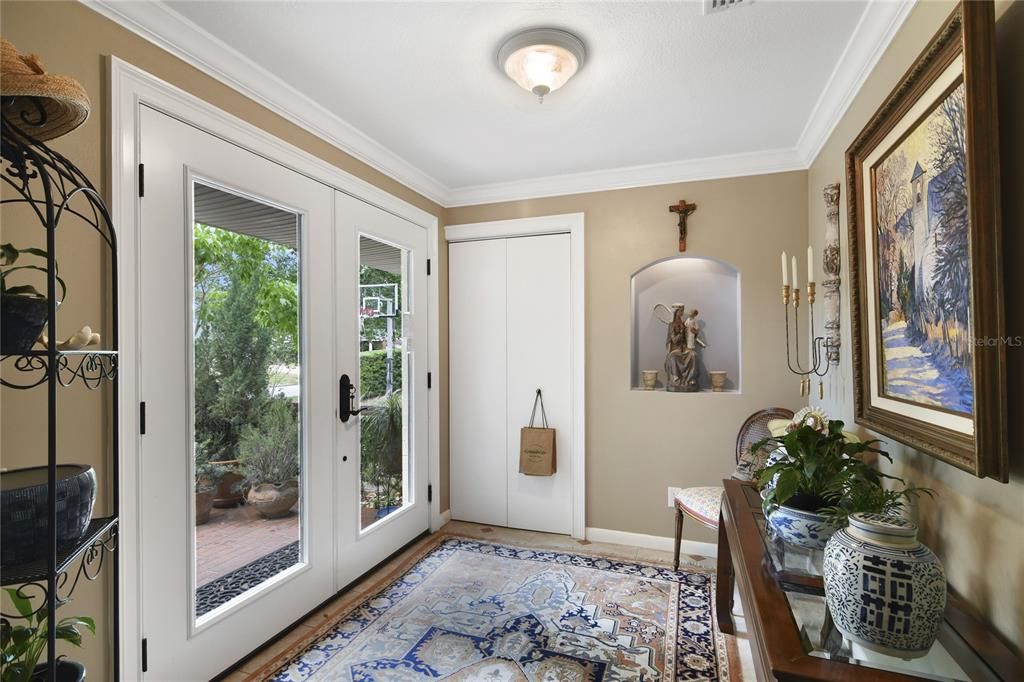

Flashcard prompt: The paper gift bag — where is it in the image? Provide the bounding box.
[520,389,556,476]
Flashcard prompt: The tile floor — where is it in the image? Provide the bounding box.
[197,505,299,586]
[222,521,755,681]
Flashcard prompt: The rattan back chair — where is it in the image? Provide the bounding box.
[672,407,795,570]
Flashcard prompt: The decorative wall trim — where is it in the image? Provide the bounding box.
[445,148,806,207]
[84,0,450,205]
[822,183,842,365]
[84,0,913,208]
[796,0,916,167]
[585,527,718,559]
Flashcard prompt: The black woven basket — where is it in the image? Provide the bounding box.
[1,464,96,567]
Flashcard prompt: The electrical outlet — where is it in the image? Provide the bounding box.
[667,486,683,508]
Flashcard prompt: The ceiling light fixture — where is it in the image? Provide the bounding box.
[497,28,586,102]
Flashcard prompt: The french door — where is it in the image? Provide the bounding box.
[137,108,429,679]
[334,192,430,588]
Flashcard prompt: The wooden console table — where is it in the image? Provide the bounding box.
[716,479,1021,681]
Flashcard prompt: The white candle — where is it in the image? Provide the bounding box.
[781,251,788,286]
[792,255,799,289]
[807,245,814,284]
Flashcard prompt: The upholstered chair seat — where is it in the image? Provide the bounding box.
[672,407,794,571]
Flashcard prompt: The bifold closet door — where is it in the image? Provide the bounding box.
[506,234,572,534]
[450,233,572,534]
[449,239,508,526]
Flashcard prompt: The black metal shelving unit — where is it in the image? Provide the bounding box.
[1,105,120,681]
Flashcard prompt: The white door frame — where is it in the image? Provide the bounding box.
[444,214,586,539]
[110,57,441,679]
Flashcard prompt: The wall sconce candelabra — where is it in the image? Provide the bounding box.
[781,247,836,397]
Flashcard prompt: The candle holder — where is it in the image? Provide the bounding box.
[783,281,835,397]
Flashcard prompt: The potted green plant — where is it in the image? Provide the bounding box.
[0,589,94,682]
[360,390,404,519]
[239,398,300,519]
[194,453,227,526]
[754,408,929,549]
[0,243,66,355]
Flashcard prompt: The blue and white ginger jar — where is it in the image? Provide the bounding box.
[823,512,946,659]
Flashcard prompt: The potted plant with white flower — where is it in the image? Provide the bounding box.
[753,407,929,550]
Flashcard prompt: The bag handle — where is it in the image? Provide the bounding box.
[529,388,549,428]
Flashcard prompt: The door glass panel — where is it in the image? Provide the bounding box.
[192,182,303,620]
[359,236,410,530]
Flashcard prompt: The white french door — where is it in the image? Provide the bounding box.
[334,192,430,588]
[137,106,431,680]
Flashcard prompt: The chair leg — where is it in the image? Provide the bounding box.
[673,508,684,571]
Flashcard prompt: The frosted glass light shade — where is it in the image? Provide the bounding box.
[498,28,586,100]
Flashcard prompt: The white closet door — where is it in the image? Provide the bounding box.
[449,239,508,526]
[506,234,572,534]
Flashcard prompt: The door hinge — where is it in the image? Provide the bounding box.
[427,372,432,389]
[141,638,148,673]
[428,484,433,503]
[140,401,146,435]
[138,163,145,198]
[427,258,431,276]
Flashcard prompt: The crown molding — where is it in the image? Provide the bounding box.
[83,0,451,206]
[82,0,913,209]
[445,147,806,207]
[796,0,916,167]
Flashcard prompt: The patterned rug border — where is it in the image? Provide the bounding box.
[246,532,737,681]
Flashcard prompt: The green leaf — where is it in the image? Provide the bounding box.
[0,243,19,266]
[55,623,82,647]
[58,616,95,636]
[773,469,800,506]
[2,589,34,620]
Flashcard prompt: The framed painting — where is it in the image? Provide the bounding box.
[846,1,1007,480]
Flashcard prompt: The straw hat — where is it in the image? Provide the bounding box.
[1,37,90,142]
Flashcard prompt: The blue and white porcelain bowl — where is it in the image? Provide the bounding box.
[823,513,946,659]
[766,503,841,550]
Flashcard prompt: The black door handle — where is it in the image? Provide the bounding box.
[339,374,366,422]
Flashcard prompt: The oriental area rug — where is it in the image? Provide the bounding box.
[254,535,734,681]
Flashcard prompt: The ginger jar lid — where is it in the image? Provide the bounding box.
[848,512,918,546]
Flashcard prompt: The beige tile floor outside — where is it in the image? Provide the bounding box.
[224,520,752,681]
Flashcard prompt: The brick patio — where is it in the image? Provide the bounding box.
[196,504,299,587]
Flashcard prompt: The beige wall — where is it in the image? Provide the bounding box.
[447,172,809,542]
[0,2,446,678]
[807,0,1024,650]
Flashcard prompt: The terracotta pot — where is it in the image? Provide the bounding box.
[195,487,216,525]
[213,471,246,508]
[247,481,299,519]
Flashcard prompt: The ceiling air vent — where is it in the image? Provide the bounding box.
[703,0,752,16]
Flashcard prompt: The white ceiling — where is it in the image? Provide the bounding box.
[90,1,914,206]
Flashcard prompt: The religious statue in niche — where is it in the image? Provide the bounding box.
[663,305,706,392]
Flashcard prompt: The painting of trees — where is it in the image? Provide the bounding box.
[874,150,911,318]
[927,84,970,366]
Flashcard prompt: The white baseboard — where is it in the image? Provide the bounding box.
[438,509,452,527]
[585,527,717,559]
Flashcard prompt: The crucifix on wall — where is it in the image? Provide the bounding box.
[668,200,698,252]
